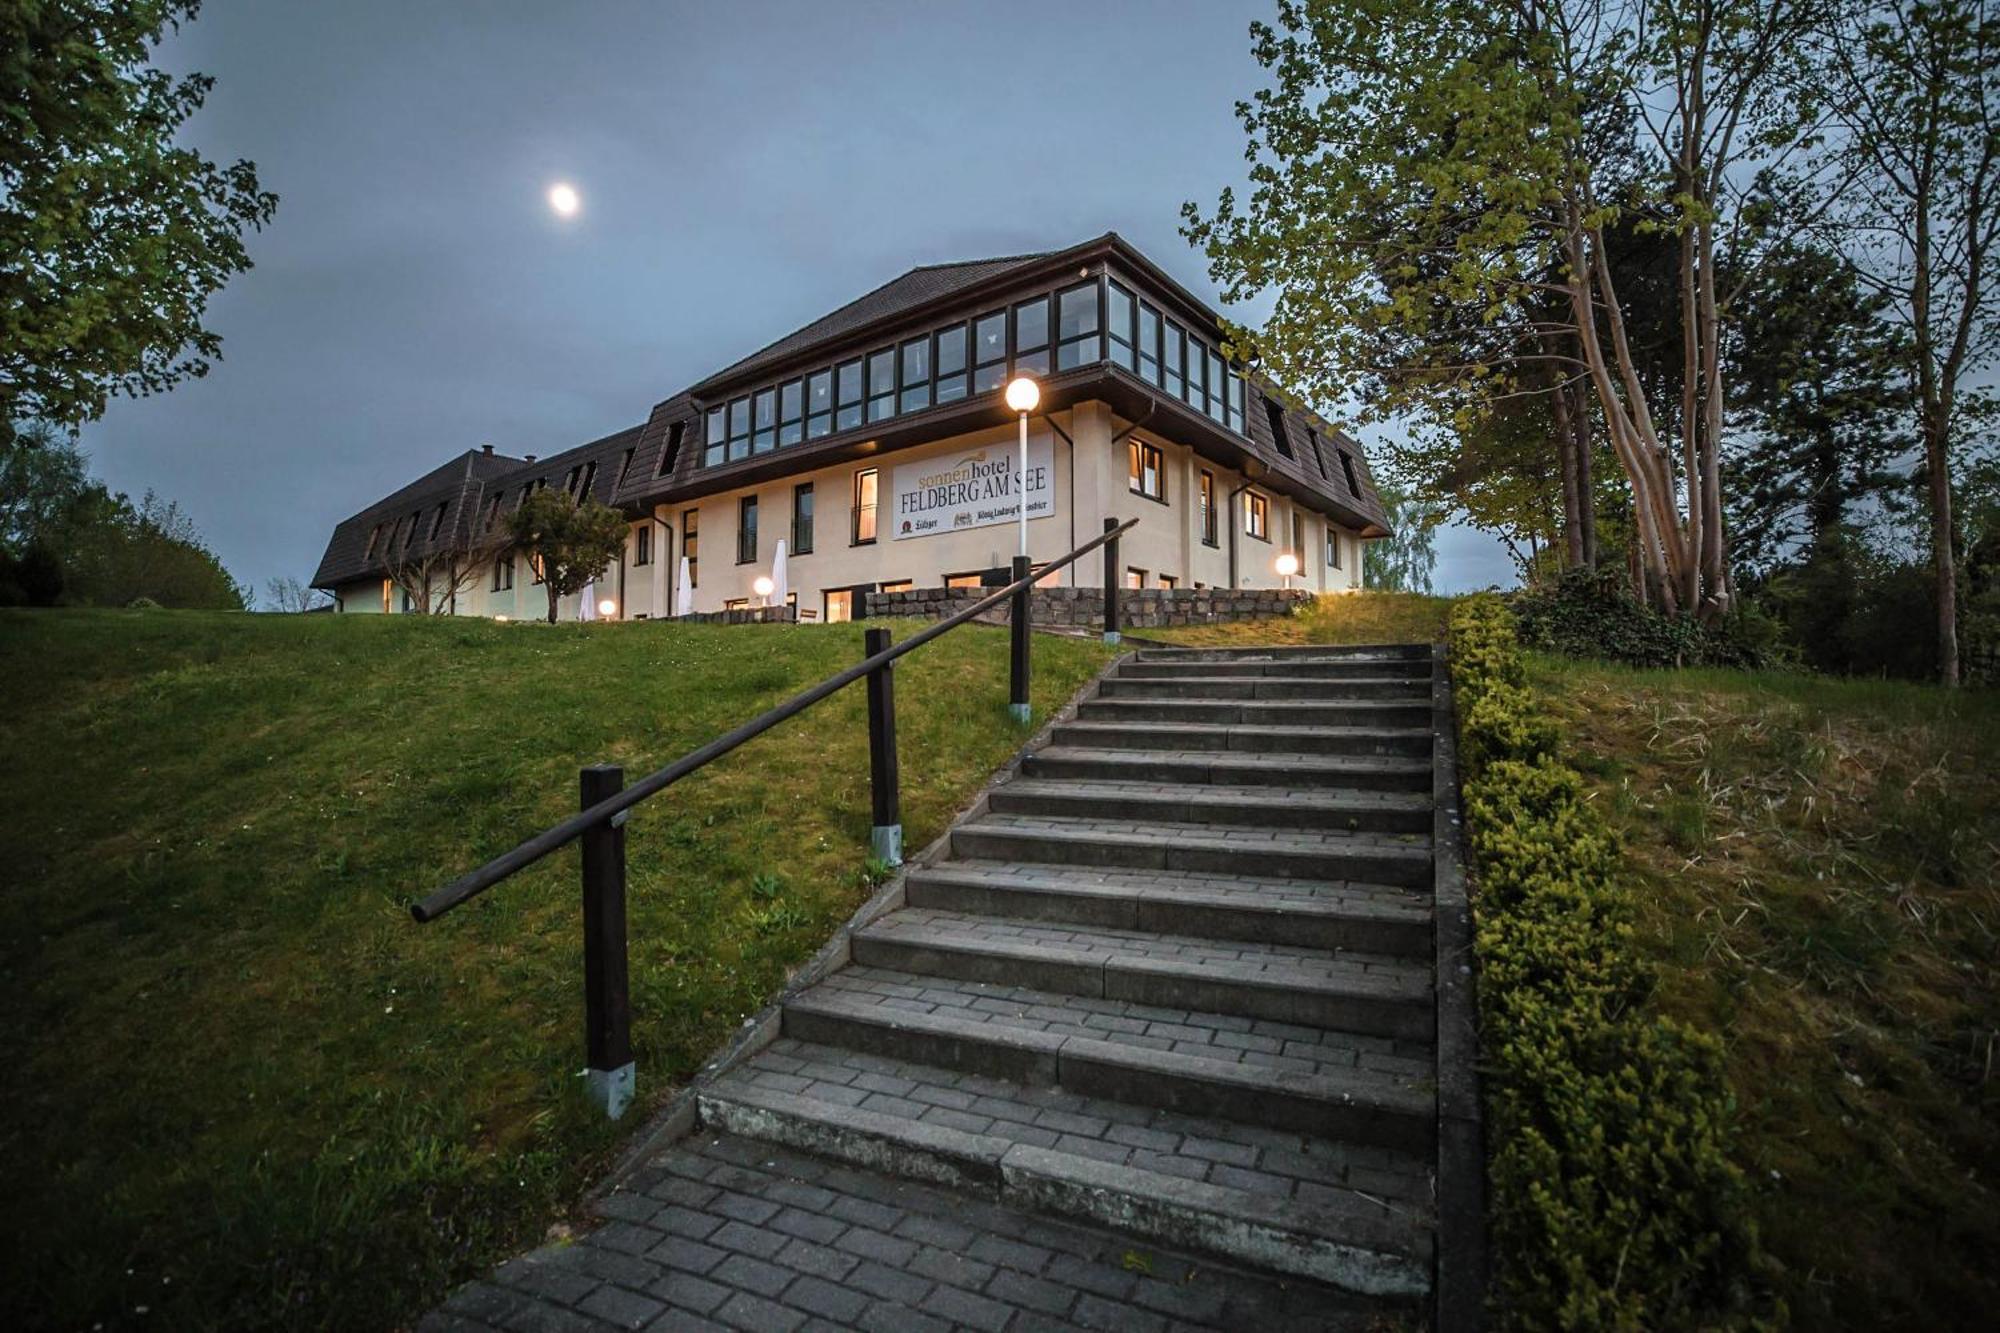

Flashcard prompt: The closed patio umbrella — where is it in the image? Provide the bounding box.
[676,556,693,617]
[771,539,788,614]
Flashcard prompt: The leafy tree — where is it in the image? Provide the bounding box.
[1363,483,1443,592]
[505,489,627,624]
[1813,0,2000,685]
[0,0,278,441]
[1723,240,1912,575]
[1185,0,1824,622]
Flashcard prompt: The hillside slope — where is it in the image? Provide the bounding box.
[0,609,1112,1331]
[1538,658,2000,1328]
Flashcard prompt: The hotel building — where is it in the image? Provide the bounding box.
[312,233,1392,621]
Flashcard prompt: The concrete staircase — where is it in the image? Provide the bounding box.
[700,643,1443,1308]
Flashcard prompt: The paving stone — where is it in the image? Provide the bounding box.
[579,1284,667,1329]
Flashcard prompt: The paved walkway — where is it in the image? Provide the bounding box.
[424,644,1450,1331]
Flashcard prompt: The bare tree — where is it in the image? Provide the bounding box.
[1819,0,2000,684]
[385,549,482,615]
[264,575,329,613]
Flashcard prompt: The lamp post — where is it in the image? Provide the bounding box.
[752,575,774,607]
[1275,551,1299,592]
[1004,376,1040,560]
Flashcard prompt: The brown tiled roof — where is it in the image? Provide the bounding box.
[311,426,642,590]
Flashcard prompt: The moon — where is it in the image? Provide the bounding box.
[547,182,580,217]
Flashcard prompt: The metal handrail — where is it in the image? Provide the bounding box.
[410,515,1139,924]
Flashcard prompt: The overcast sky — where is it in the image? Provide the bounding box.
[81,0,1512,598]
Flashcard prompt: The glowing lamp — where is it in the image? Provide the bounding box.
[752,576,775,602]
[1275,553,1300,577]
[597,599,617,618]
[1004,376,1040,413]
[494,614,509,623]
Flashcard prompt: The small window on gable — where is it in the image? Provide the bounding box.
[485,495,503,531]
[660,420,686,476]
[577,460,597,499]
[563,464,581,496]
[1263,397,1295,459]
[615,447,636,490]
[365,524,383,559]
[1306,428,1330,480]
[1340,450,1363,498]
[429,501,449,541]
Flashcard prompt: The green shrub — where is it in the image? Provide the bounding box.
[1513,567,1774,669]
[1451,595,1770,1329]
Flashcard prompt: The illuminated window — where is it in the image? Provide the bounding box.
[1128,440,1164,502]
[1245,492,1268,541]
[1199,470,1218,547]
[852,468,878,545]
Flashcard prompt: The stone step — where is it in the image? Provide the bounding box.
[774,974,1435,1150]
[988,777,1433,835]
[1132,643,1433,664]
[1099,674,1433,701]
[1049,719,1434,758]
[952,813,1433,887]
[1078,697,1434,728]
[699,1037,1434,1297]
[1118,657,1433,681]
[850,907,1433,1039]
[904,859,1432,954]
[1023,744,1435,792]
[903,860,1432,955]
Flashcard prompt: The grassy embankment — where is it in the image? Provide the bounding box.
[1537,657,1999,1329]
[0,609,1113,1331]
[1134,590,1998,1326]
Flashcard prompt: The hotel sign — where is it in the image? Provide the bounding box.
[890,435,1055,541]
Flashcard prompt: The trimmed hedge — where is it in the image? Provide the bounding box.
[1451,596,1771,1329]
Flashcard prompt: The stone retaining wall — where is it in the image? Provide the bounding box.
[863,585,1313,629]
[670,605,797,625]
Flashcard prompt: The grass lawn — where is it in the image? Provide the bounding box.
[1141,591,1454,647]
[0,609,1114,1331]
[1535,656,2000,1328]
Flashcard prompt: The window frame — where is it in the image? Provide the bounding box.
[777,378,804,447]
[1199,470,1219,547]
[972,309,1008,393]
[1106,279,1136,371]
[1128,439,1166,504]
[1137,301,1162,385]
[634,523,652,567]
[682,508,700,588]
[1054,280,1101,371]
[865,346,897,423]
[852,467,879,546]
[1244,491,1269,542]
[898,335,931,414]
[1013,296,1051,377]
[792,482,815,555]
[806,369,834,438]
[835,358,865,432]
[934,322,969,404]
[736,494,759,564]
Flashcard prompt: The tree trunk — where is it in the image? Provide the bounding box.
[1570,373,1597,568]
[1928,421,1961,685]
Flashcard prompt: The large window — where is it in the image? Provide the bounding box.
[1245,491,1269,541]
[866,347,896,422]
[778,379,804,446]
[704,408,725,467]
[727,395,751,460]
[792,483,814,554]
[1055,282,1099,370]
[1183,337,1204,409]
[634,524,652,567]
[1129,440,1164,502]
[852,468,878,545]
[1107,281,1136,371]
[752,387,776,453]
[1327,523,1343,569]
[806,369,834,438]
[737,495,758,564]
[1199,470,1218,547]
[973,310,1008,392]
[835,358,864,431]
[1164,321,1187,400]
[1014,296,1050,376]
[899,336,930,413]
[493,554,514,591]
[1207,351,1227,423]
[935,323,968,404]
[683,508,699,588]
[825,588,854,623]
[1291,510,1305,562]
[1137,302,1161,385]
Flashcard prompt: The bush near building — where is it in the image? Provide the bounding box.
[1451,596,1767,1328]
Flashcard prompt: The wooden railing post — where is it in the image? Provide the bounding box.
[864,626,902,866]
[1103,517,1122,644]
[1009,554,1032,723]
[579,764,633,1119]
